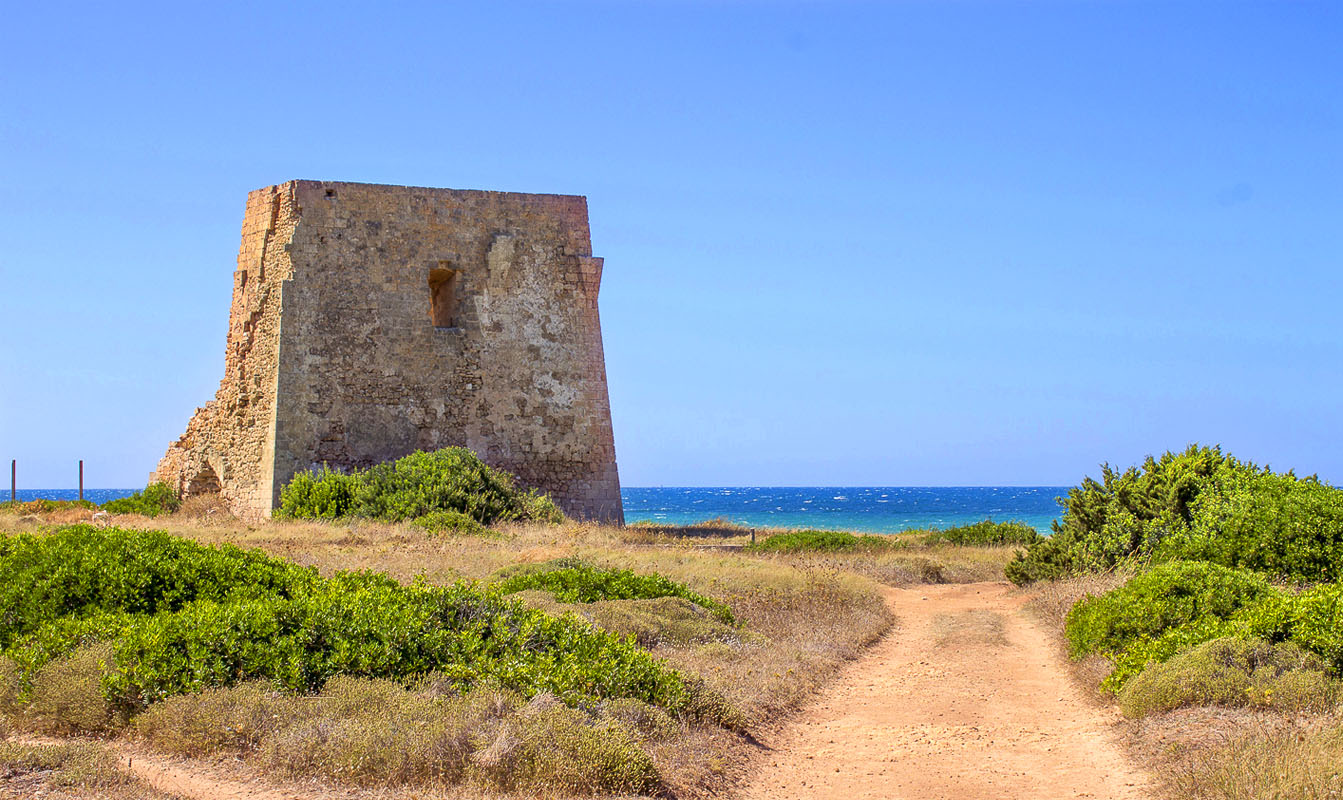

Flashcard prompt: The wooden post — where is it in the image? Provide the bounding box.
[79,460,84,502]
[750,528,756,546]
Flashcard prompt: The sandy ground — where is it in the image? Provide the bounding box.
[739,582,1152,800]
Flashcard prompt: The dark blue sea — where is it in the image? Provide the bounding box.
[622,486,1068,533]
[12,486,1070,534]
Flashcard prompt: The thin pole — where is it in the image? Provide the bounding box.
[10,460,14,502]
[79,460,84,502]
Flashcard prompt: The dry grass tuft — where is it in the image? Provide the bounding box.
[25,642,124,735]
[0,739,172,799]
[932,610,1008,648]
[1161,712,1343,800]
[171,493,236,525]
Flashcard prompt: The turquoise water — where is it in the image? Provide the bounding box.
[622,486,1068,533]
[11,486,1070,534]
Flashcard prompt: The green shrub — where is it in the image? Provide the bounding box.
[1065,560,1275,663]
[275,447,563,526]
[0,525,316,649]
[1006,445,1343,585]
[4,610,137,684]
[1118,636,1336,717]
[102,482,180,517]
[746,529,901,554]
[923,519,1040,546]
[1164,470,1343,582]
[273,464,358,519]
[493,559,734,624]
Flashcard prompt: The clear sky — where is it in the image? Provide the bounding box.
[2,1,1340,489]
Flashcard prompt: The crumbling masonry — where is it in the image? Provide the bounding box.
[154,180,623,523]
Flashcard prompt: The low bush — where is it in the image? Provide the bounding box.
[0,656,19,715]
[746,529,901,554]
[1118,637,1336,717]
[923,519,1040,547]
[0,525,315,650]
[134,679,302,755]
[494,559,734,624]
[26,642,123,734]
[1065,561,1276,660]
[102,482,180,517]
[475,699,659,795]
[1063,562,1343,692]
[276,447,564,526]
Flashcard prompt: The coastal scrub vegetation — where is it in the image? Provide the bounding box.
[275,446,563,527]
[1006,444,1343,585]
[0,510,893,797]
[1025,445,1343,800]
[0,526,710,721]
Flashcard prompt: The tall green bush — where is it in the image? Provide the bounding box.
[1006,445,1343,585]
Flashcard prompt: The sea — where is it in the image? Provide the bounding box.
[15,486,1069,534]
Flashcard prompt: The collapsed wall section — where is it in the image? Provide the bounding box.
[153,183,298,515]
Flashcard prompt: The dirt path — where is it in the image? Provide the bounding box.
[740,582,1151,800]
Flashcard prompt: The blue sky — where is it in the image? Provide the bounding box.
[2,1,1340,488]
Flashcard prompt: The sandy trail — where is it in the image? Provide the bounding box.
[740,582,1151,800]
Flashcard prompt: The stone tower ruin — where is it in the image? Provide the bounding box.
[154,180,623,523]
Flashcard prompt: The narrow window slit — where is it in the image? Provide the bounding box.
[429,266,458,328]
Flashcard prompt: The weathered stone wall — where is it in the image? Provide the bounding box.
[155,180,623,523]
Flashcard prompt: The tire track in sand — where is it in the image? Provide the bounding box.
[740,582,1151,800]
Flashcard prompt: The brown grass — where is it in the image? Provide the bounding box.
[25,643,125,735]
[751,542,1022,587]
[0,739,174,800]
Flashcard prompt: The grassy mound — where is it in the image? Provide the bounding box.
[746,529,902,553]
[1118,637,1336,717]
[276,447,562,527]
[1006,445,1343,585]
[494,559,735,624]
[0,526,706,726]
[922,519,1040,546]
